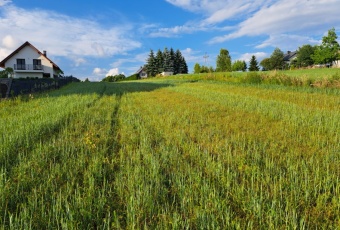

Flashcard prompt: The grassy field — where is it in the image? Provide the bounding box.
[0,72,340,229]
[175,68,340,88]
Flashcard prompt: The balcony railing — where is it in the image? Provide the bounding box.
[14,64,44,71]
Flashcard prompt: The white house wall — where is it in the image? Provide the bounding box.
[5,46,54,78]
[333,60,340,68]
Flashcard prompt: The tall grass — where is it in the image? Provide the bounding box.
[172,68,340,88]
[0,79,339,229]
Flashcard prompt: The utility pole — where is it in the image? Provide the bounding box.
[203,52,209,65]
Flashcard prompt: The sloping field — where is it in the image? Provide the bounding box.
[1,79,339,229]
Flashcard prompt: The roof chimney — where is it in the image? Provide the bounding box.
[43,50,47,57]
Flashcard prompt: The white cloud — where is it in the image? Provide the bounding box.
[0,5,141,60]
[181,48,202,63]
[0,0,11,7]
[106,68,119,77]
[209,0,339,44]
[110,52,149,68]
[73,57,87,67]
[238,52,268,63]
[93,68,106,76]
[148,21,234,38]
[255,34,319,50]
[166,0,339,51]
[166,0,269,24]
[149,25,194,38]
[1,35,17,49]
[93,67,120,77]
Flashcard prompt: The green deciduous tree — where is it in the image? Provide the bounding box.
[312,28,340,65]
[270,47,285,70]
[232,60,247,72]
[296,44,316,67]
[260,58,271,71]
[101,74,125,82]
[216,48,232,72]
[194,63,201,74]
[249,55,259,71]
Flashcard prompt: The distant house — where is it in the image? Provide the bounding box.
[136,66,148,79]
[283,51,297,65]
[0,41,62,79]
[333,60,340,68]
[333,51,340,68]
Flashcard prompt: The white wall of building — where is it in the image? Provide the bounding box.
[4,46,55,78]
[161,72,173,76]
[333,60,340,68]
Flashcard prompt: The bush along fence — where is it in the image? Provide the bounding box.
[0,77,80,99]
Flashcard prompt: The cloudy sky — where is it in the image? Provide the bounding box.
[0,0,339,81]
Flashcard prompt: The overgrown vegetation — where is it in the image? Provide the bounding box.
[176,68,340,88]
[0,74,339,228]
[191,28,339,73]
[101,74,126,82]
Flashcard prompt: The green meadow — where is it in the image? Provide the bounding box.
[0,70,340,229]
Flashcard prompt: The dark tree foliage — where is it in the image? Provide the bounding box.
[145,48,188,77]
[146,50,157,77]
[101,74,125,82]
[270,48,285,70]
[169,48,175,73]
[260,58,272,71]
[174,49,185,75]
[162,48,171,72]
[260,48,285,71]
[249,55,260,71]
[155,49,164,73]
[296,45,316,67]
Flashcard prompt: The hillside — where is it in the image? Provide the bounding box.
[1,77,339,229]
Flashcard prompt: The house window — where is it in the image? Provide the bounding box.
[16,59,26,70]
[33,59,42,70]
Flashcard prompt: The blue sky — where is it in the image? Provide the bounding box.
[0,0,339,81]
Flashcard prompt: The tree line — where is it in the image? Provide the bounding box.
[145,48,188,77]
[194,51,259,73]
[194,28,340,73]
[261,28,339,70]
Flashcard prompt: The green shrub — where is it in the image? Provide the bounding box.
[242,72,262,84]
[123,74,139,81]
